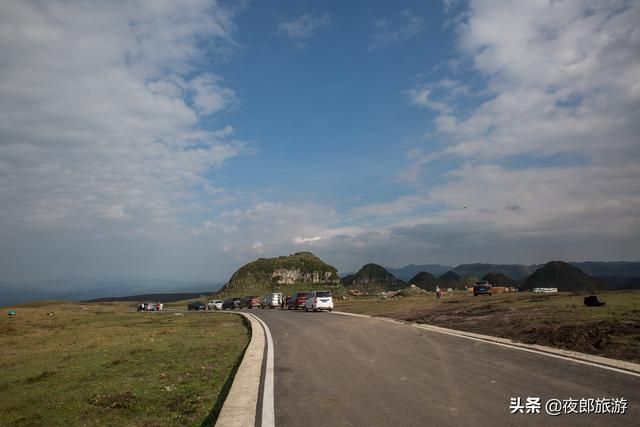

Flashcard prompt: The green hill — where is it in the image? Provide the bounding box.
[523,261,600,292]
[438,271,461,286]
[218,252,341,296]
[345,263,405,292]
[408,272,439,290]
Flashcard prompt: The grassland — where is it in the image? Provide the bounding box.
[335,291,640,363]
[0,302,249,426]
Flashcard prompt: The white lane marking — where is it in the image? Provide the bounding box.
[332,311,640,378]
[252,314,275,427]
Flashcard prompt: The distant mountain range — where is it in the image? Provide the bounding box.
[86,292,211,303]
[386,261,640,281]
[0,279,223,307]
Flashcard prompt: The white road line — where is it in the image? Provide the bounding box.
[332,310,640,378]
[252,314,275,427]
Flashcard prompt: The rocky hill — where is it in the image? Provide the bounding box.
[523,261,600,292]
[343,263,405,291]
[220,252,341,295]
[408,272,439,290]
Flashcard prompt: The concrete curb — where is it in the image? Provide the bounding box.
[216,313,265,427]
[332,311,640,377]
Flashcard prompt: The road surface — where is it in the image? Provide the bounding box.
[250,309,639,427]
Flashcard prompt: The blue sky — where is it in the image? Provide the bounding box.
[1,0,639,290]
[216,1,451,209]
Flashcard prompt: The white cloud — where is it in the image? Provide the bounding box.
[251,241,264,253]
[369,10,424,51]
[0,0,245,244]
[293,236,323,244]
[385,0,640,261]
[278,13,331,39]
[188,74,237,116]
[405,86,451,113]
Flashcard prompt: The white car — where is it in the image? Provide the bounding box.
[305,291,333,312]
[208,300,223,310]
[261,292,283,309]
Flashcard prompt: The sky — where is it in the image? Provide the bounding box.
[1,0,639,290]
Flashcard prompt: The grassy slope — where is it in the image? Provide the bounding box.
[336,291,640,363]
[0,302,249,426]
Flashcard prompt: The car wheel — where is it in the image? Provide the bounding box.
[328,308,332,312]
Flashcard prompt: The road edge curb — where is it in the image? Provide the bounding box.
[216,313,265,427]
[332,311,640,376]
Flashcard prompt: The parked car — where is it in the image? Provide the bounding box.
[261,292,283,309]
[137,302,162,311]
[187,301,206,311]
[241,295,261,309]
[287,292,313,310]
[305,291,333,312]
[473,281,492,296]
[222,298,241,309]
[208,300,223,310]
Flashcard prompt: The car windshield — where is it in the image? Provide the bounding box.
[316,291,331,297]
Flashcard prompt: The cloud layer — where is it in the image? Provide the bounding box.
[1,1,638,287]
[0,1,244,242]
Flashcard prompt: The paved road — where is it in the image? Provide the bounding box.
[250,309,639,427]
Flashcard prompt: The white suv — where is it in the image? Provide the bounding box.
[208,300,223,310]
[305,291,333,312]
[261,292,283,309]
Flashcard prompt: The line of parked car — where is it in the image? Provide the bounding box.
[186,291,334,312]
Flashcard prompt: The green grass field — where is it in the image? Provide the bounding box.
[336,291,640,363]
[0,302,249,426]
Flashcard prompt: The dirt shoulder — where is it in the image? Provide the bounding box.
[335,291,640,363]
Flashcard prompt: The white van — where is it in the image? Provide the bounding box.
[261,292,283,309]
[305,291,333,312]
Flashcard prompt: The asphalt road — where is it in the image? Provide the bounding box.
[250,309,639,427]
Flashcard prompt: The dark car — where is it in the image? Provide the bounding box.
[473,281,492,297]
[222,298,241,309]
[287,292,313,310]
[187,301,206,311]
[240,295,261,309]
